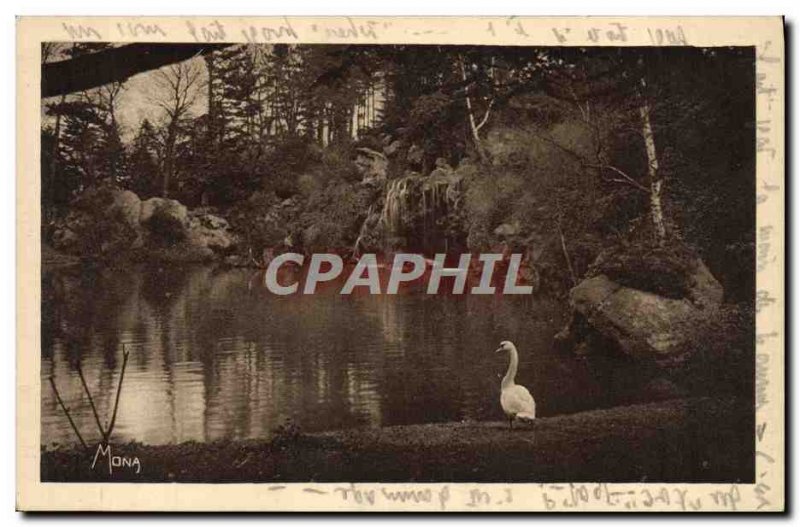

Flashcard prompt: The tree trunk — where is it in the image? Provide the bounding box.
[162,154,172,198]
[47,94,66,218]
[204,53,217,147]
[162,125,177,197]
[638,78,666,246]
[459,56,492,161]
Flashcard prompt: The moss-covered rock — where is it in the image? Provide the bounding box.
[140,197,189,241]
[563,260,723,364]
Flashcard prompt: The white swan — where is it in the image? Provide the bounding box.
[495,340,536,429]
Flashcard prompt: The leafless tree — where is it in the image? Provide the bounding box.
[41,42,64,64]
[94,82,126,130]
[150,60,204,197]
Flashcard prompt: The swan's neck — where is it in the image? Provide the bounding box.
[502,346,519,389]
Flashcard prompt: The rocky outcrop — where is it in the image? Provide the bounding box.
[52,187,141,256]
[51,187,237,262]
[688,259,724,308]
[558,261,724,364]
[301,223,323,249]
[186,212,237,254]
[140,197,188,228]
[383,139,402,157]
[354,147,388,184]
[406,144,424,167]
[140,197,189,243]
[110,189,143,230]
[493,222,520,237]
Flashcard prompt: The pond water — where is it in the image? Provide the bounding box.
[41,263,645,447]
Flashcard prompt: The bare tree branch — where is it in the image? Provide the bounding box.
[103,344,131,444]
[149,60,204,196]
[556,216,577,287]
[475,98,494,132]
[531,102,650,195]
[49,376,89,451]
[76,363,105,439]
[594,164,650,193]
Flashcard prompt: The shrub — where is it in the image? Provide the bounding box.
[259,136,323,198]
[299,181,377,252]
[228,190,291,254]
[59,186,140,261]
[228,143,368,256]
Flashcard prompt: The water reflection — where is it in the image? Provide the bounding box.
[41,264,631,447]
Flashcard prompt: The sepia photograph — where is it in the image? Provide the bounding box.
[15,15,784,512]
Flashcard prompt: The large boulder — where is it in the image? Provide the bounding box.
[140,197,187,226]
[688,259,725,308]
[51,187,143,255]
[186,212,237,253]
[406,144,424,167]
[110,189,142,230]
[494,222,520,237]
[354,147,388,183]
[51,187,239,262]
[301,223,323,249]
[570,275,697,361]
[383,139,402,157]
[109,190,144,248]
[140,197,189,241]
[564,262,723,364]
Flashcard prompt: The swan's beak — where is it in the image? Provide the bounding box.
[494,347,504,354]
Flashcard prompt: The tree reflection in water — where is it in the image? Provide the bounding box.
[41,264,639,447]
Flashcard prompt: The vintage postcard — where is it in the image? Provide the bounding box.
[17,16,784,511]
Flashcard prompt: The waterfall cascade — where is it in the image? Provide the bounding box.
[381,175,416,236]
[382,167,463,242]
[352,162,465,256]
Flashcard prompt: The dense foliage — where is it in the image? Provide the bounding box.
[42,44,755,302]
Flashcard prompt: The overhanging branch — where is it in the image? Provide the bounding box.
[42,43,229,98]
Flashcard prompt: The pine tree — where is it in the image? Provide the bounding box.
[126,119,161,198]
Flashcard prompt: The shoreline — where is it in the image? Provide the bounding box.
[41,397,753,483]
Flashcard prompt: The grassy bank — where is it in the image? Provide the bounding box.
[41,397,753,483]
